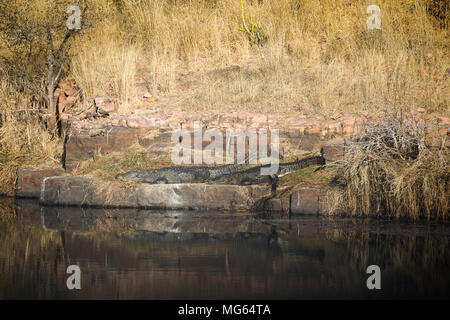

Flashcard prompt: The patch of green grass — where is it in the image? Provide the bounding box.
[278,165,335,187]
[273,165,337,198]
[73,145,173,180]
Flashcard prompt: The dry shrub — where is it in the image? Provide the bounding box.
[335,115,448,220]
[0,111,62,196]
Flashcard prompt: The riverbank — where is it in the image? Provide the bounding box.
[1,106,447,218]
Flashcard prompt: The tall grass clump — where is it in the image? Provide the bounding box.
[334,115,448,220]
[71,19,141,114]
[0,112,62,196]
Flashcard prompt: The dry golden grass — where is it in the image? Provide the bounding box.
[0,111,63,196]
[66,0,449,116]
[71,23,142,114]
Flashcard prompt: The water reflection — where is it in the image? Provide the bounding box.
[0,198,449,299]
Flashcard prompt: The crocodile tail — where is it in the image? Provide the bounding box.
[224,151,258,172]
[279,155,325,175]
[295,155,325,169]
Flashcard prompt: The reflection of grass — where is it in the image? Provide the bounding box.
[72,144,172,180]
[0,197,16,223]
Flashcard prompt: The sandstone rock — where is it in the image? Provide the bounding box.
[305,126,321,135]
[331,112,344,120]
[263,198,290,214]
[321,142,346,162]
[63,126,143,170]
[138,130,173,150]
[40,176,138,208]
[16,167,65,198]
[101,103,116,113]
[126,118,157,129]
[136,184,271,210]
[59,112,71,120]
[342,125,354,135]
[291,187,326,215]
[40,176,272,210]
[251,114,267,127]
[94,96,105,106]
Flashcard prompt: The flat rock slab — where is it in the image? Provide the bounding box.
[16,168,65,198]
[291,186,329,215]
[40,176,272,211]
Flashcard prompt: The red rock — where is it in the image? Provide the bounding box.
[16,167,65,198]
[327,122,342,134]
[126,118,156,129]
[331,112,344,120]
[305,126,321,134]
[59,112,71,120]
[101,103,116,113]
[64,89,77,96]
[436,117,449,125]
[291,187,323,215]
[63,127,143,170]
[353,124,364,134]
[342,125,354,135]
[53,88,61,97]
[340,116,356,126]
[94,96,105,106]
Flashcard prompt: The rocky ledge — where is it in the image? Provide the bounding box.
[39,176,272,211]
[12,168,340,216]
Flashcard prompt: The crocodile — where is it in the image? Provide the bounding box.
[115,159,254,184]
[208,155,325,190]
[116,155,325,188]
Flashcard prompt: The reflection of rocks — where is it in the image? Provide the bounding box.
[38,206,276,237]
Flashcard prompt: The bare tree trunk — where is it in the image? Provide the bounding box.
[47,82,55,115]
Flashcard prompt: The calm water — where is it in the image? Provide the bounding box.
[0,198,449,299]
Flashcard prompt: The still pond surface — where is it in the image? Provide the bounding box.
[0,198,449,299]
